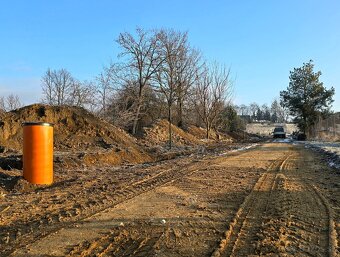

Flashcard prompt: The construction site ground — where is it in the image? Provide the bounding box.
[1,141,339,257]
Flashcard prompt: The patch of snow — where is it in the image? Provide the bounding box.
[219,143,258,156]
[301,140,340,170]
[273,138,293,143]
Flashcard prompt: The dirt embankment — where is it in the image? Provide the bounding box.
[142,119,202,147]
[187,125,233,141]
[0,104,258,169]
[0,104,152,166]
[142,120,236,147]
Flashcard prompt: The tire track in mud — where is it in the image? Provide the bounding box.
[10,146,261,257]
[211,155,290,257]
[1,144,258,254]
[10,155,219,256]
[212,151,338,257]
[62,161,254,257]
[309,184,338,257]
[10,143,338,256]
[257,156,338,257]
[65,225,171,257]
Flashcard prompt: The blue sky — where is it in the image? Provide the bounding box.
[0,0,339,111]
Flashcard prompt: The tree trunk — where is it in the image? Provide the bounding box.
[132,102,142,135]
[132,81,144,135]
[177,99,183,128]
[168,104,172,149]
[206,123,210,139]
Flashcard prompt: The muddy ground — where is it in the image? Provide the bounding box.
[0,142,339,257]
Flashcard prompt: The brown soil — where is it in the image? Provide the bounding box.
[228,130,258,142]
[0,106,247,168]
[187,125,233,141]
[0,104,152,166]
[1,142,339,256]
[143,120,233,146]
[143,119,202,147]
[140,120,237,160]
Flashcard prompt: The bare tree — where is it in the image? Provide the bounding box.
[41,68,74,105]
[41,68,54,104]
[116,28,164,135]
[0,94,22,111]
[239,104,247,116]
[154,29,189,148]
[96,71,112,116]
[193,63,232,139]
[106,79,165,131]
[54,69,74,105]
[96,63,119,118]
[108,81,141,129]
[249,102,259,121]
[6,94,22,110]
[260,104,271,121]
[68,80,97,109]
[0,96,5,112]
[175,47,202,128]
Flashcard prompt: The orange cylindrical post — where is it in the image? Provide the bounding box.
[23,122,54,185]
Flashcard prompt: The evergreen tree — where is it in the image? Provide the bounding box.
[280,60,334,135]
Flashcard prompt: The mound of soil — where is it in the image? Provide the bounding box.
[187,125,233,141]
[228,130,262,142]
[0,104,152,165]
[143,119,202,147]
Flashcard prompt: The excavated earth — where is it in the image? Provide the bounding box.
[0,104,240,170]
[0,142,339,257]
[0,104,152,168]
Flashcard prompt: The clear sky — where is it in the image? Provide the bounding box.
[0,0,339,111]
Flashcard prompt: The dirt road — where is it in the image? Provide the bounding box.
[1,142,339,256]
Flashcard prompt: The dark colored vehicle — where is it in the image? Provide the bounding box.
[273,127,286,138]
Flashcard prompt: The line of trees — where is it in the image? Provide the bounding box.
[40,28,234,146]
[235,99,289,123]
[2,31,335,143]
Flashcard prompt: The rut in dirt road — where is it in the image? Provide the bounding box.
[8,144,265,257]
[5,157,202,256]
[9,155,222,257]
[212,148,336,257]
[6,143,339,257]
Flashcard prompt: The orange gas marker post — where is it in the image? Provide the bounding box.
[23,122,54,185]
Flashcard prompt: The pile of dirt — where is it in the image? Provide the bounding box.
[0,104,152,165]
[228,130,262,142]
[187,125,233,141]
[142,119,202,147]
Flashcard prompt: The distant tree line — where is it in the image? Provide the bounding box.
[234,100,289,123]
